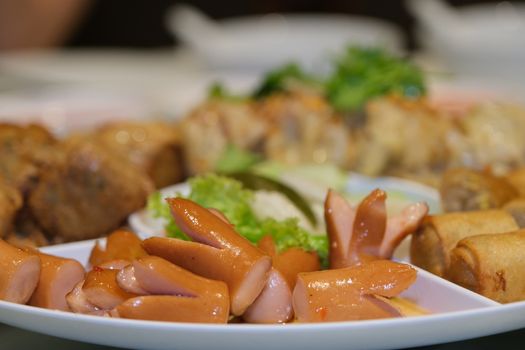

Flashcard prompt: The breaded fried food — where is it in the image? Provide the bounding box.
[179,100,267,174]
[356,96,452,178]
[0,179,22,238]
[0,124,56,194]
[28,139,153,242]
[410,210,518,277]
[440,168,519,212]
[259,91,355,168]
[447,229,525,303]
[93,121,185,188]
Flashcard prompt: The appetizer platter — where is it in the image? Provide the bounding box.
[2,172,525,350]
[3,46,525,349]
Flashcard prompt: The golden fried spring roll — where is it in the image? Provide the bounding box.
[440,168,518,212]
[410,210,518,276]
[447,230,525,303]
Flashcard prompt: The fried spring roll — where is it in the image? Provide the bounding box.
[441,168,518,212]
[447,230,525,303]
[410,210,518,276]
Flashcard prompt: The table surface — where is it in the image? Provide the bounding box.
[1,323,523,349]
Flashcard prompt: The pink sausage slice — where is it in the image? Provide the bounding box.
[66,280,100,314]
[82,268,138,310]
[243,268,293,324]
[349,189,387,263]
[0,239,41,304]
[29,252,85,311]
[89,229,147,267]
[112,295,229,323]
[324,190,357,269]
[379,202,429,259]
[293,260,416,322]
[128,256,228,299]
[258,235,320,288]
[143,198,271,316]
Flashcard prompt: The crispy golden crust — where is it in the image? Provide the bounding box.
[93,121,185,188]
[28,139,153,242]
[447,230,525,303]
[440,168,518,212]
[410,210,519,276]
[0,123,57,194]
[0,179,22,238]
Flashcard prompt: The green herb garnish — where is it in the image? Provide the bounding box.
[325,47,426,112]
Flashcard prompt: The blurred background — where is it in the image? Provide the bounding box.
[0,0,519,50]
[1,0,525,126]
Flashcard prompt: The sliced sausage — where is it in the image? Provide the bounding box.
[324,189,356,269]
[143,198,271,316]
[66,280,100,314]
[0,239,40,304]
[116,265,148,295]
[89,229,147,267]
[112,295,229,323]
[29,252,85,311]
[243,268,293,324]
[293,260,416,322]
[258,235,320,288]
[349,189,387,263]
[82,268,138,310]
[97,259,131,270]
[379,202,429,259]
[129,256,228,299]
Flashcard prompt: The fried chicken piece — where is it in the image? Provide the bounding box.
[28,139,153,242]
[93,121,185,188]
[0,179,22,238]
[0,124,56,194]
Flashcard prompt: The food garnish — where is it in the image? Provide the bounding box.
[147,174,329,266]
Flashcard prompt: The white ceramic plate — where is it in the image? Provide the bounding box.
[4,174,522,349]
[1,239,519,350]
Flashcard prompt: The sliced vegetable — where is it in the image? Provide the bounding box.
[227,172,317,227]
